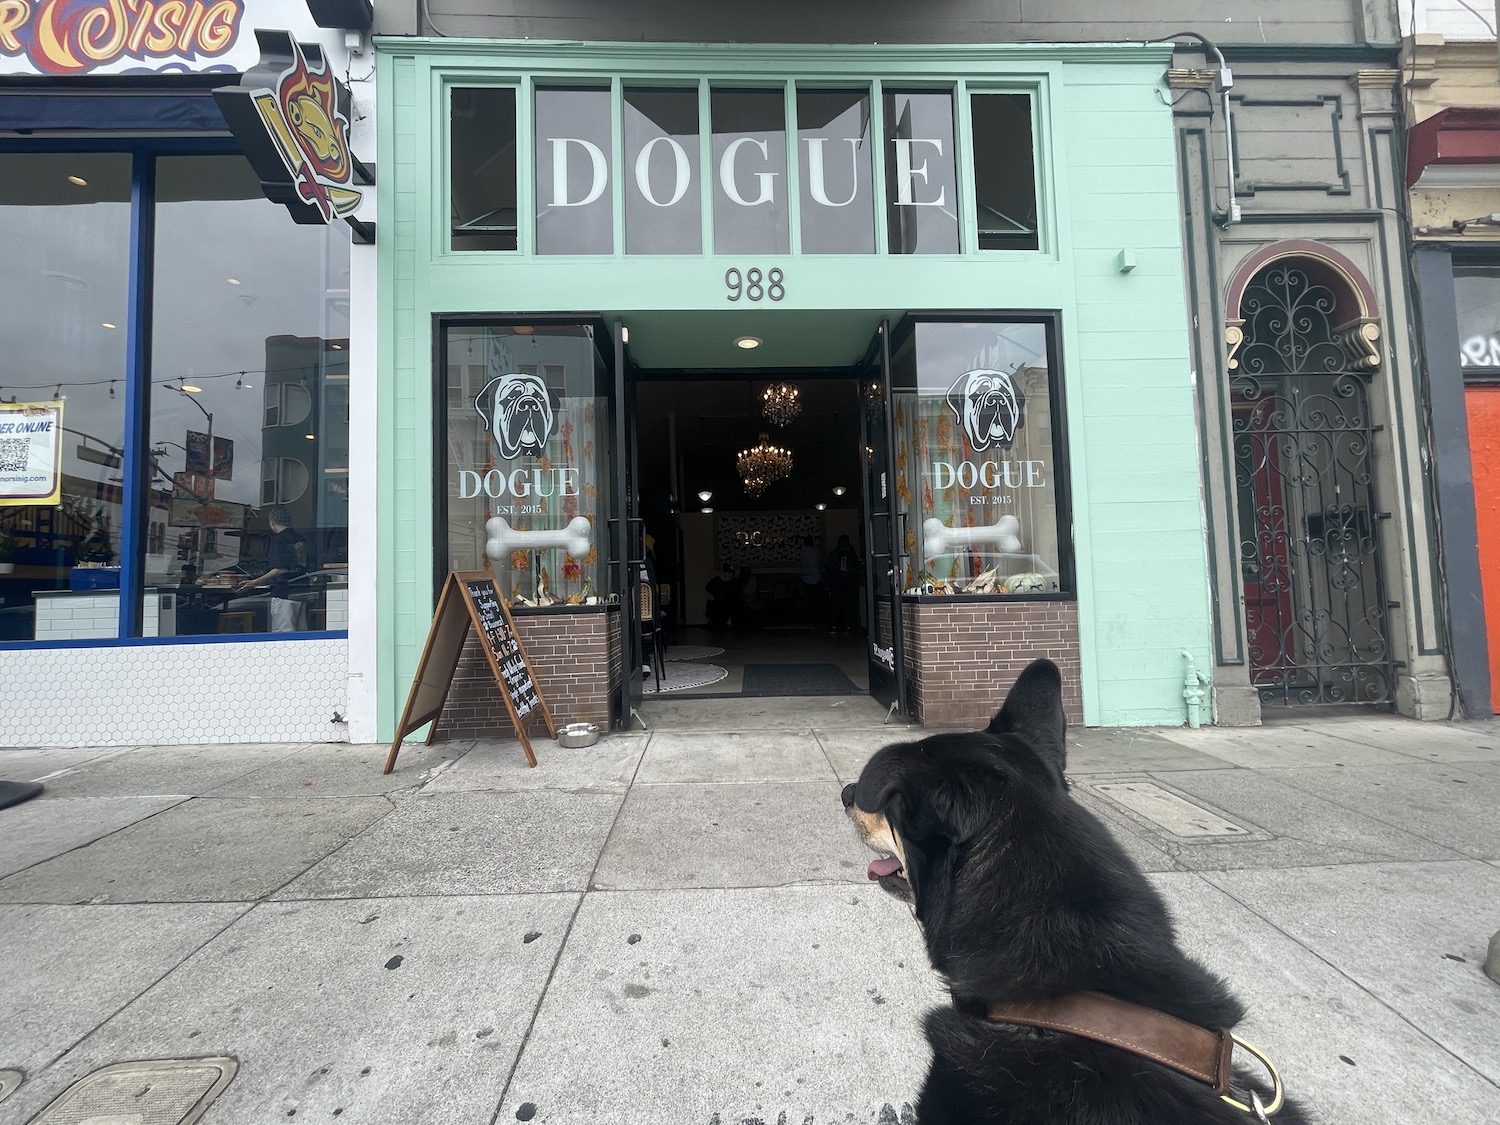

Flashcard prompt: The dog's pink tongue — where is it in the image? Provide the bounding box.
[867,857,903,880]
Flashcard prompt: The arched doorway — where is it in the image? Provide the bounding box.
[1228,255,1394,707]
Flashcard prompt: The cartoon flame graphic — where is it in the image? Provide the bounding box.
[277,46,349,186]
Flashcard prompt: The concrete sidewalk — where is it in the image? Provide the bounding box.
[1,700,1497,1124]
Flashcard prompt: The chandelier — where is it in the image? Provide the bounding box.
[761,382,802,426]
[737,433,793,496]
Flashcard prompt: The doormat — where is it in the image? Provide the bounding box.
[741,663,860,696]
[648,661,728,692]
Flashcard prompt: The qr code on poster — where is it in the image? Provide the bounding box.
[0,437,28,473]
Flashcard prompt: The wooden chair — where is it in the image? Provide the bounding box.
[638,579,663,692]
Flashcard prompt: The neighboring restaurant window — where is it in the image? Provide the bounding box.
[535,87,614,255]
[797,88,875,254]
[969,93,1039,251]
[1455,266,1500,370]
[890,320,1066,595]
[144,154,350,637]
[451,87,519,251]
[624,87,703,255]
[0,153,132,642]
[444,324,612,608]
[883,90,959,254]
[712,87,790,254]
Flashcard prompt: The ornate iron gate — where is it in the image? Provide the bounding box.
[1231,265,1395,706]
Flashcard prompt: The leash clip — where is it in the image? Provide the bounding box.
[1220,1033,1284,1118]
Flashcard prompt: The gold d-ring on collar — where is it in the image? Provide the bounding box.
[1221,1033,1285,1118]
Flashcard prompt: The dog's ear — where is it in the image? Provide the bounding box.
[473,377,501,434]
[988,659,1067,777]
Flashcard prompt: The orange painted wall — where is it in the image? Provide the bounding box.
[1467,386,1500,712]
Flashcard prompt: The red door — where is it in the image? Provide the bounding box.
[1466,385,1500,712]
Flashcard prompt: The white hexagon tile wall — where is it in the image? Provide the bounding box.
[0,640,349,747]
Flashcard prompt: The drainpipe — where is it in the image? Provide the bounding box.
[1181,650,1211,728]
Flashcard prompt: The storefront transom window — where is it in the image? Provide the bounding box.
[449,79,1040,257]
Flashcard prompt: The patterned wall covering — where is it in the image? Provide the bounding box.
[715,513,821,569]
[0,639,348,746]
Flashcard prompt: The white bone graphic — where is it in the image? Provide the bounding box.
[922,514,1021,561]
[485,516,593,561]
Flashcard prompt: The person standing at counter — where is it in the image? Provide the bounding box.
[234,506,309,632]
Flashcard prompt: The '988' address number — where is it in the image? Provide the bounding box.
[725,267,785,302]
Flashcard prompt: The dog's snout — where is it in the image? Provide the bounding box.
[841,783,856,810]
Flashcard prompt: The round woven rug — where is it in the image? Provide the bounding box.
[646,661,728,692]
[665,645,725,662]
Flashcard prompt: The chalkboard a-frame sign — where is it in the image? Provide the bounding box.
[383,572,557,773]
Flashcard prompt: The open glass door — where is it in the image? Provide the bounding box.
[611,321,644,727]
[859,319,908,717]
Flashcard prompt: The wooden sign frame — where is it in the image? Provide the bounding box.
[383,571,557,773]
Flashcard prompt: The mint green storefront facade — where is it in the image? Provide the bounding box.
[373,38,1210,739]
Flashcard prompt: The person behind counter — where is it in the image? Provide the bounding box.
[233,506,309,632]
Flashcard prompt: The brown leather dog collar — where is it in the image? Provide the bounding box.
[984,990,1234,1093]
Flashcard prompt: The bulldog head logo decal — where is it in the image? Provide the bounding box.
[476,373,561,459]
[946,367,1025,454]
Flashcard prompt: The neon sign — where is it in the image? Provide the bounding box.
[0,0,245,75]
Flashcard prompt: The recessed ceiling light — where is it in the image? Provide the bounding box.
[832,486,847,496]
[226,278,241,285]
[701,506,714,514]
[697,490,712,502]
[330,343,343,350]
[734,336,762,350]
[815,502,827,511]
[179,382,203,393]
[101,322,116,329]
[67,175,87,186]
[306,433,316,440]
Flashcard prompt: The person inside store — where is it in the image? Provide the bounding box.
[176,563,202,606]
[705,564,743,629]
[736,565,759,627]
[825,534,863,634]
[799,535,825,627]
[233,506,309,632]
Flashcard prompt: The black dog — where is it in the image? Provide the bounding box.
[843,659,1309,1124]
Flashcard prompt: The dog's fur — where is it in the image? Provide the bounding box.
[946,367,1023,453]
[843,660,1310,1124]
[476,371,558,459]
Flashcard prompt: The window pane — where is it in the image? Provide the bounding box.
[1455,267,1500,368]
[970,93,1039,251]
[0,153,131,642]
[891,321,1063,594]
[535,87,614,255]
[452,87,518,251]
[797,88,874,254]
[712,88,789,254]
[445,325,613,604]
[146,154,350,637]
[883,90,959,255]
[624,87,702,255]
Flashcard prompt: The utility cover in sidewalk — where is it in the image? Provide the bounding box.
[0,1069,21,1104]
[1092,782,1250,838]
[30,1057,237,1125]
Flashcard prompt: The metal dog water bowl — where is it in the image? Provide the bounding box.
[558,722,601,748]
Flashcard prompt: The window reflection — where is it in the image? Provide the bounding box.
[535,87,614,255]
[883,90,959,255]
[797,89,874,254]
[0,153,131,642]
[624,87,702,255]
[711,88,789,254]
[146,155,349,637]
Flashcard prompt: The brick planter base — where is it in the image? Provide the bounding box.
[900,598,1082,729]
[432,606,621,740]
